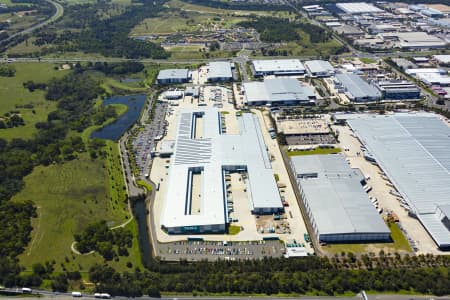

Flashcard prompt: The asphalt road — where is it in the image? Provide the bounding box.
[1,288,449,300]
[2,0,64,43]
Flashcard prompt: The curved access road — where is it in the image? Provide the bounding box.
[3,0,64,43]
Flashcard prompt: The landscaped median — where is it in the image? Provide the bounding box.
[136,179,153,193]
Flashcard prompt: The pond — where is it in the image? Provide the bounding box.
[90,94,147,141]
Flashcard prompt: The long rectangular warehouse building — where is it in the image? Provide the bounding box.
[347,113,450,250]
[252,59,305,77]
[290,154,390,243]
[161,107,283,234]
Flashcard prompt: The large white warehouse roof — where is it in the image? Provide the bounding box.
[161,107,283,231]
[291,154,390,242]
[347,113,450,250]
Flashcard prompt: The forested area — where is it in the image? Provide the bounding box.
[23,0,169,58]
[239,17,331,43]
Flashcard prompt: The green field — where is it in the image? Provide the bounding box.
[322,222,412,255]
[13,148,141,273]
[166,0,289,17]
[0,63,69,140]
[287,148,342,156]
[359,57,377,64]
[132,0,289,36]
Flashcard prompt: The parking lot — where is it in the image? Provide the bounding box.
[132,101,168,176]
[157,239,285,261]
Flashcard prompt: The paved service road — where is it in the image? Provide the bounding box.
[2,0,64,43]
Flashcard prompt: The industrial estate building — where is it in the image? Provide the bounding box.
[336,2,383,14]
[347,113,450,250]
[206,62,233,82]
[251,59,305,77]
[160,107,283,234]
[290,154,390,243]
[243,78,316,106]
[374,80,421,100]
[304,60,335,77]
[157,69,191,84]
[334,73,381,102]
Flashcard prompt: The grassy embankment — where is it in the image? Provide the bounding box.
[322,222,412,255]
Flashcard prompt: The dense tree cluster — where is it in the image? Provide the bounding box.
[239,17,331,44]
[0,64,16,77]
[23,80,47,92]
[239,17,299,43]
[74,221,133,260]
[0,113,25,128]
[79,61,145,75]
[83,254,450,297]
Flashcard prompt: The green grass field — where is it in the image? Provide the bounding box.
[166,0,289,17]
[13,148,141,273]
[321,222,411,255]
[287,148,342,157]
[0,63,69,140]
[359,57,377,64]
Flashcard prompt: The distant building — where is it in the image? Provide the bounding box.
[304,60,335,77]
[157,69,190,84]
[334,73,381,102]
[243,78,316,106]
[433,55,450,66]
[290,154,390,243]
[375,80,421,100]
[206,62,233,82]
[336,2,383,14]
[251,59,305,77]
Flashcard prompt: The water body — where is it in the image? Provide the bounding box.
[91,94,146,141]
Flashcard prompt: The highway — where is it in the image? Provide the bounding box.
[2,0,64,43]
[1,288,449,300]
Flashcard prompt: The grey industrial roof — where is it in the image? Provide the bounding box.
[157,69,189,80]
[335,73,381,100]
[252,59,305,73]
[336,2,383,14]
[161,107,282,229]
[244,78,315,104]
[438,205,450,217]
[206,62,232,80]
[291,154,389,236]
[347,113,450,248]
[304,60,335,75]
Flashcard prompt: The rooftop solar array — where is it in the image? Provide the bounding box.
[347,113,450,249]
